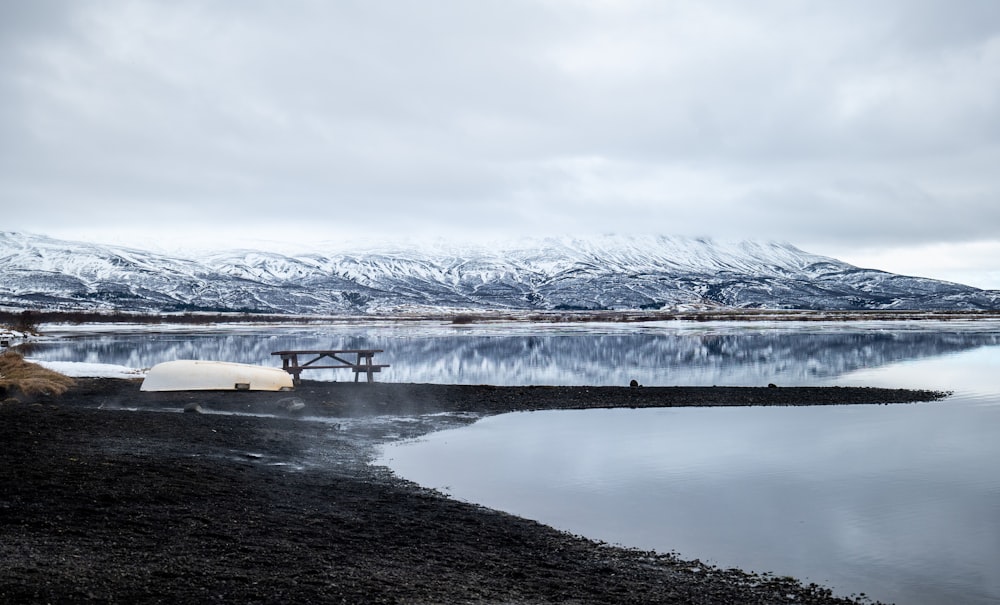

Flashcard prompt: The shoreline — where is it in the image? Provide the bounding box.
[5,307,1000,337]
[1,380,944,603]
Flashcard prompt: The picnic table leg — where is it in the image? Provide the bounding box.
[354,352,376,383]
[284,354,302,386]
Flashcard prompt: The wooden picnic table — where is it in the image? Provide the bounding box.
[271,349,389,384]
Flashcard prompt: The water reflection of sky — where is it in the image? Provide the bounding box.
[834,345,1000,398]
[379,343,1000,605]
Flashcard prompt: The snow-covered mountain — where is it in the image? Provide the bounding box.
[1,231,998,314]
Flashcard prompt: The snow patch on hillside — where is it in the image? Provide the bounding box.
[2,231,998,313]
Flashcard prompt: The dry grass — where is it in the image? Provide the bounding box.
[0,351,75,397]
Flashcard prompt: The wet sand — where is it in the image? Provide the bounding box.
[1,379,944,603]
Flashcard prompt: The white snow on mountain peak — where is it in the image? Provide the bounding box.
[1,231,996,314]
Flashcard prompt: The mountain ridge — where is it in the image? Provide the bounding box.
[2,231,997,314]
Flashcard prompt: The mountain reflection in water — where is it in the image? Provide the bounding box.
[28,321,1000,386]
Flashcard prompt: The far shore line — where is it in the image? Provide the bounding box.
[5,307,1000,332]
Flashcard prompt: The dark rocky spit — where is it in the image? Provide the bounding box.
[2,379,947,604]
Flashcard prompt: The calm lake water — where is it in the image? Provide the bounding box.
[30,320,1000,604]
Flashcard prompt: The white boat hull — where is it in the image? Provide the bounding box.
[140,360,295,392]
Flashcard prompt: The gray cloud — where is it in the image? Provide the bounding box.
[2,0,1000,269]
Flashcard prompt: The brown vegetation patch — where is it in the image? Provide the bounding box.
[0,351,75,398]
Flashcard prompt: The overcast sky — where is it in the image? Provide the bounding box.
[3,1,1000,288]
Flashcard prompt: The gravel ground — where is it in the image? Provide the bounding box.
[0,379,945,604]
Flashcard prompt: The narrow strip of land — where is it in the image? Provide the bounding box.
[123,379,949,416]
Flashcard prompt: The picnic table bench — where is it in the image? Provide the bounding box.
[271,349,389,384]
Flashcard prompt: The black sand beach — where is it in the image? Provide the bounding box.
[1,379,946,603]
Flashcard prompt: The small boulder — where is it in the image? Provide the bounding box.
[277,397,306,414]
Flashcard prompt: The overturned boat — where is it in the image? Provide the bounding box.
[140,360,295,392]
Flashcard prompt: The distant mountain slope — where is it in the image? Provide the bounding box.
[1,232,997,313]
